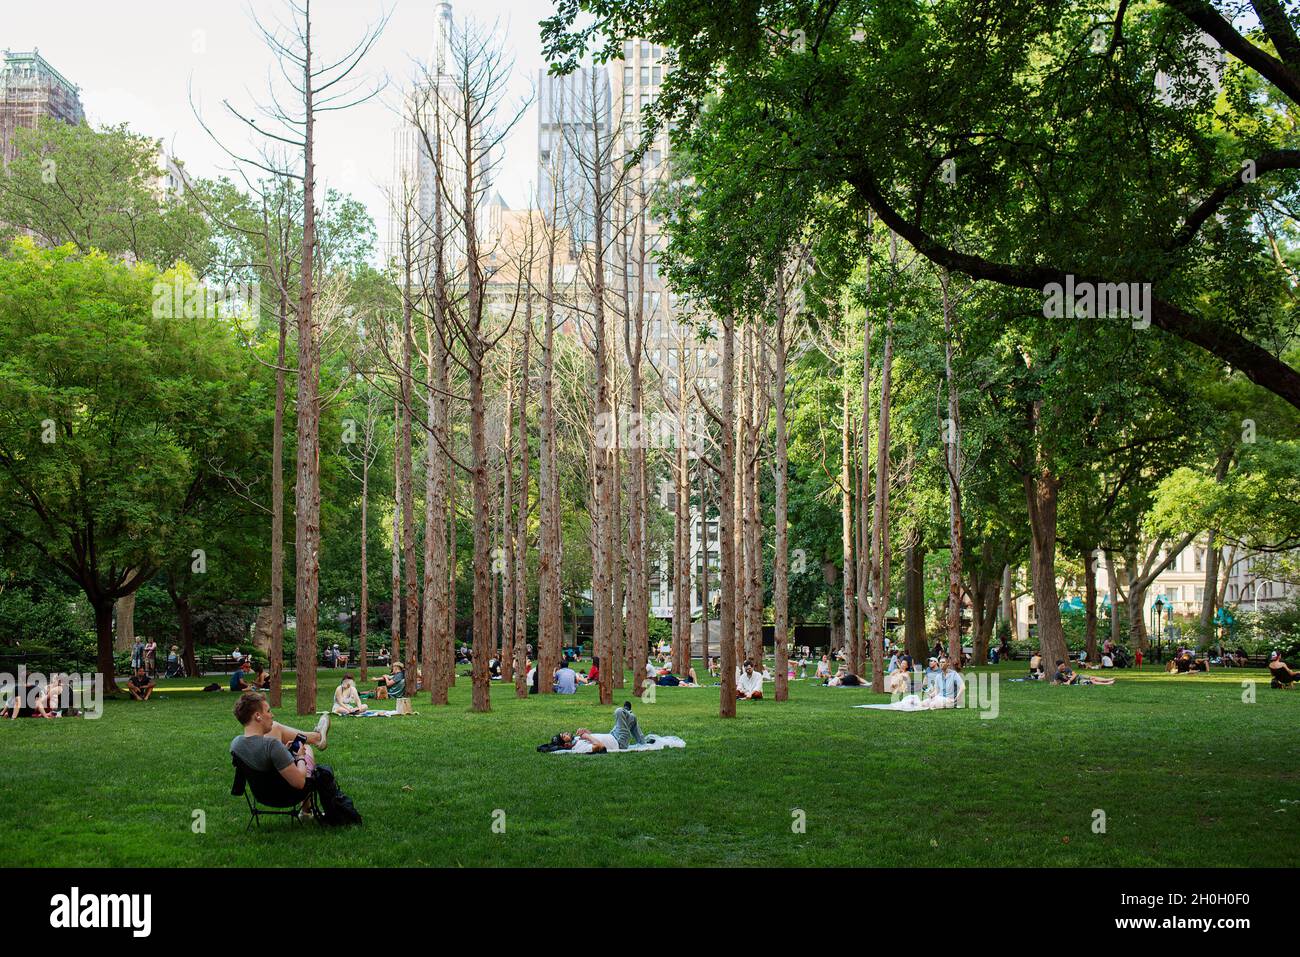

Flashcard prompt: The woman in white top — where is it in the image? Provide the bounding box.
[331,675,366,715]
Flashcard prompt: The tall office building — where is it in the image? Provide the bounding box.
[389,1,492,268]
[0,50,84,167]
[537,65,610,249]
[609,39,722,625]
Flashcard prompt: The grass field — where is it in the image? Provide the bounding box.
[1,661,1295,867]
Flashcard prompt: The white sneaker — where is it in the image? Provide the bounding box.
[314,713,330,750]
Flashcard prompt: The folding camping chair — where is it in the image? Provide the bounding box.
[231,755,318,830]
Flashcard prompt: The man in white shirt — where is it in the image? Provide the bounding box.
[560,728,620,753]
[736,660,764,700]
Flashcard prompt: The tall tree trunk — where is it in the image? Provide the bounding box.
[1104,551,1120,646]
[1083,546,1099,661]
[772,279,791,702]
[904,534,928,662]
[400,253,420,692]
[1198,533,1219,648]
[840,365,857,674]
[114,588,137,653]
[513,312,532,699]
[719,313,738,717]
[391,400,403,663]
[270,291,287,706]
[293,13,321,716]
[1025,465,1068,667]
[672,362,689,680]
[447,456,458,688]
[501,365,515,684]
[360,448,369,683]
[537,246,560,694]
[611,413,625,690]
[941,271,964,664]
[868,306,893,692]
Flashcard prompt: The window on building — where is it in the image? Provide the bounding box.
[641,41,651,58]
[623,41,634,60]
[653,66,662,85]
[641,66,650,85]
[624,67,632,86]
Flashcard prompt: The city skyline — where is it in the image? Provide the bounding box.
[3,0,560,264]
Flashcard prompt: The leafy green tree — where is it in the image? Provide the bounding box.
[0,118,214,270]
[0,243,265,689]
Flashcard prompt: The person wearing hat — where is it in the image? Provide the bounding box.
[928,655,965,707]
[1268,652,1299,688]
[922,656,941,696]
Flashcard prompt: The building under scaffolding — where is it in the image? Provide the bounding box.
[0,49,85,167]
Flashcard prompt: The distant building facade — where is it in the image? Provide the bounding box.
[0,49,85,166]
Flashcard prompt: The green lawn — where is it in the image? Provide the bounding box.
[1,662,1294,867]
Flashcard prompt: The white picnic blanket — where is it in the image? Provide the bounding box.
[854,694,957,712]
[317,709,415,717]
[553,734,686,754]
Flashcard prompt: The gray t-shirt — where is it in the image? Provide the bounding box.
[231,734,293,773]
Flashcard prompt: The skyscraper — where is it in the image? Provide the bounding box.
[390,0,487,268]
[0,49,85,167]
[537,65,610,248]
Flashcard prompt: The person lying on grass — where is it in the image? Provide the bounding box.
[230,692,329,810]
[736,660,764,700]
[332,675,366,716]
[552,702,649,753]
[126,666,155,701]
[827,665,866,687]
[1051,660,1115,686]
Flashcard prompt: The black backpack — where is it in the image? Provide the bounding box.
[310,765,362,827]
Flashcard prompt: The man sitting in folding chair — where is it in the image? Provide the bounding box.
[230,691,330,826]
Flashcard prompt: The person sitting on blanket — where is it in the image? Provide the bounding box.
[1028,651,1045,680]
[254,666,272,690]
[230,692,330,812]
[680,665,700,686]
[922,657,940,694]
[885,658,911,695]
[372,662,405,698]
[736,660,764,700]
[929,655,965,707]
[332,675,366,716]
[815,655,832,681]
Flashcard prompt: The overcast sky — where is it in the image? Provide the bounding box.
[3,0,562,257]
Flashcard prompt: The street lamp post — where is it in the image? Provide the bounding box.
[1153,597,1165,664]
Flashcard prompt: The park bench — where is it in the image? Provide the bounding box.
[205,653,241,674]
